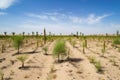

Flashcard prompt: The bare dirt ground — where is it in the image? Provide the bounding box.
[0,38,120,80]
[0,40,55,80]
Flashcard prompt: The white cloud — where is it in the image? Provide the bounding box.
[87,14,111,24]
[1,19,119,35]
[0,0,17,9]
[26,12,111,24]
[27,13,48,19]
[27,13,59,21]
[15,22,118,35]
[69,14,111,24]
[0,12,7,15]
[110,23,120,28]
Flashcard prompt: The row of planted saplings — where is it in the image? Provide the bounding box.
[12,39,66,69]
[2,39,68,71]
[70,37,107,56]
[0,40,49,79]
[0,32,48,54]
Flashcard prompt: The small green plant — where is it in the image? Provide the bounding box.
[112,59,117,66]
[53,40,66,62]
[17,54,28,68]
[113,38,120,45]
[13,35,23,54]
[0,70,4,80]
[84,39,87,48]
[95,61,102,72]
[72,40,76,48]
[110,57,117,66]
[101,49,105,56]
[1,44,5,53]
[103,41,106,50]
[36,40,39,49]
[67,48,70,60]
[88,56,96,63]
[42,47,48,55]
[101,41,106,57]
[82,42,85,54]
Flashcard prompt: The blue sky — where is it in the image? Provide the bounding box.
[0,0,120,35]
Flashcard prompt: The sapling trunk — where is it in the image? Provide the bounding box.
[44,28,47,44]
[17,55,28,68]
[85,39,87,48]
[101,41,106,57]
[83,42,85,54]
[53,40,66,63]
[22,62,24,68]
[1,44,4,53]
[103,41,106,51]
[67,48,70,60]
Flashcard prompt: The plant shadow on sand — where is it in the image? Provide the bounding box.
[18,65,42,70]
[54,58,84,64]
[12,50,41,56]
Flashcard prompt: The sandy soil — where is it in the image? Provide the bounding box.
[0,38,120,80]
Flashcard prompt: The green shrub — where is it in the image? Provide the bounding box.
[13,35,23,54]
[95,61,102,72]
[17,54,28,68]
[113,38,120,45]
[88,56,96,63]
[43,47,48,55]
[101,41,106,57]
[53,40,66,62]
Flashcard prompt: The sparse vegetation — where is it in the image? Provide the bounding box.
[1,44,5,53]
[82,42,85,54]
[84,39,87,48]
[13,35,23,54]
[88,56,96,63]
[0,70,4,80]
[17,54,28,68]
[101,41,106,57]
[113,38,120,45]
[43,47,48,55]
[43,28,47,44]
[95,61,102,73]
[53,39,66,62]
[72,40,76,48]
[0,32,120,80]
